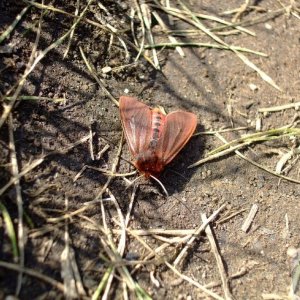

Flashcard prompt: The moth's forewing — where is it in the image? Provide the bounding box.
[119,96,153,158]
[156,111,197,165]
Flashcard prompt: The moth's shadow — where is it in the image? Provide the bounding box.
[159,123,206,195]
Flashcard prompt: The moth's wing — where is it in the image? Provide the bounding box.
[119,96,153,157]
[156,111,197,165]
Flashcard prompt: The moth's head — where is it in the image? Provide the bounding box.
[135,150,165,177]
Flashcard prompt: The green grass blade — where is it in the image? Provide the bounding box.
[0,202,19,260]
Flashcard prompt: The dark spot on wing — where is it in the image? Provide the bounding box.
[153,131,159,139]
[149,140,157,148]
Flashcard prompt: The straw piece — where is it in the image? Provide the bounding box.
[241,204,259,233]
[201,214,233,300]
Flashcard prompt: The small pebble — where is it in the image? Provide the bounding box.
[265,23,272,30]
[249,83,258,91]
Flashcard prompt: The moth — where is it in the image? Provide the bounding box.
[119,96,197,177]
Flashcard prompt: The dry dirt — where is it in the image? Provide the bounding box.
[1,0,300,299]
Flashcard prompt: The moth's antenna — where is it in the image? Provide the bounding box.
[150,175,169,197]
[150,175,191,212]
[149,175,192,212]
[126,174,143,190]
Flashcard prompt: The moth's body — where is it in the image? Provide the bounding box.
[135,108,166,176]
[119,96,197,177]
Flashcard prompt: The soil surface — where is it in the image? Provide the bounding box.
[1,1,300,299]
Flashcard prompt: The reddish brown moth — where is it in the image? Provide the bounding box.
[119,96,197,177]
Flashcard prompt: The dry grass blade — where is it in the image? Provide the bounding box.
[113,228,195,236]
[205,267,248,289]
[287,246,300,299]
[25,0,157,68]
[261,293,289,300]
[63,0,80,58]
[208,128,300,155]
[84,136,150,299]
[234,50,281,91]
[0,0,94,129]
[145,42,267,56]
[177,0,281,91]
[8,114,24,295]
[60,199,86,299]
[214,132,300,185]
[152,10,185,57]
[165,262,225,300]
[0,260,65,292]
[217,7,286,31]
[1,132,92,206]
[6,135,94,201]
[4,95,66,102]
[134,0,147,63]
[232,0,250,23]
[241,204,259,233]
[153,0,280,91]
[201,213,233,300]
[79,46,119,106]
[0,5,30,44]
[194,126,250,136]
[100,187,143,299]
[101,189,127,299]
[93,132,124,202]
[153,2,255,36]
[90,217,150,299]
[275,150,296,174]
[258,101,300,113]
[0,5,42,129]
[173,204,226,266]
[0,158,44,197]
[189,127,300,168]
[140,1,160,68]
